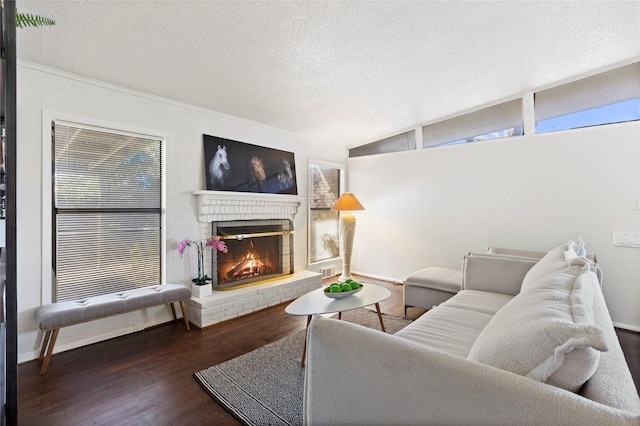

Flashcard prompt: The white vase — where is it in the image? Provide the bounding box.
[192,283,212,298]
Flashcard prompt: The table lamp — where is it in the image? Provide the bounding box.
[331,192,365,282]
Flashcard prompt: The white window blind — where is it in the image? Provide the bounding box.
[535,62,640,132]
[349,130,416,158]
[53,121,162,302]
[423,99,523,147]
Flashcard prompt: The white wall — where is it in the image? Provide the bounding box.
[17,62,345,362]
[348,122,640,331]
[18,61,640,364]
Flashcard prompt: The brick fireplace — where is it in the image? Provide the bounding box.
[184,191,322,328]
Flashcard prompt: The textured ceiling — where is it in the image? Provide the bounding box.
[16,1,640,148]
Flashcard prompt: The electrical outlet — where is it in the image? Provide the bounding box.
[632,198,640,210]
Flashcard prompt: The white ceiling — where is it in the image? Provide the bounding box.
[16,1,640,148]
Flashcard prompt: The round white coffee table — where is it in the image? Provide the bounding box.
[285,283,391,366]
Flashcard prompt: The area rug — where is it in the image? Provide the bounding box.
[193,309,411,426]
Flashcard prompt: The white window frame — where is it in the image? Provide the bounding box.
[41,111,168,304]
[307,159,345,267]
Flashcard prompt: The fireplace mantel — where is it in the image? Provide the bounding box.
[193,190,302,223]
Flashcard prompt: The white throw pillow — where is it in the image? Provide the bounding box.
[468,269,608,392]
[574,238,587,257]
[520,240,587,293]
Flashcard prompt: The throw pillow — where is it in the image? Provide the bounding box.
[574,238,587,257]
[468,269,608,392]
[520,240,586,293]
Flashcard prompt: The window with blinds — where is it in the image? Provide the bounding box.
[349,130,416,158]
[52,121,163,302]
[422,99,524,148]
[535,62,640,133]
[308,161,343,263]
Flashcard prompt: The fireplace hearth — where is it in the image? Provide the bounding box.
[213,219,294,290]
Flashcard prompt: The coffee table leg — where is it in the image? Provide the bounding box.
[301,315,312,367]
[375,303,386,332]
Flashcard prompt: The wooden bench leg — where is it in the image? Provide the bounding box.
[40,328,60,375]
[179,300,191,331]
[169,302,178,322]
[39,330,52,361]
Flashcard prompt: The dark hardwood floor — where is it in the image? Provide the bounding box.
[18,276,640,425]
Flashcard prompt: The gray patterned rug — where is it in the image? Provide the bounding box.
[193,308,411,426]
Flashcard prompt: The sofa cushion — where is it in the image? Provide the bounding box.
[520,240,586,293]
[486,246,546,259]
[395,306,493,358]
[403,267,462,293]
[462,254,539,295]
[520,240,569,284]
[468,269,608,392]
[579,282,640,412]
[439,290,513,316]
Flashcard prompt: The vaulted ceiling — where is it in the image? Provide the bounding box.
[16,1,640,148]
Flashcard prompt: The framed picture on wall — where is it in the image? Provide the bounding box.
[203,135,297,195]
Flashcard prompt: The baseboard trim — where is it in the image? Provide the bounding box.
[351,271,403,285]
[613,322,640,333]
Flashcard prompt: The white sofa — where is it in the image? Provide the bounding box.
[303,241,640,425]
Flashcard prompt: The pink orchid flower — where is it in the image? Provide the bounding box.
[177,239,191,256]
[206,236,228,253]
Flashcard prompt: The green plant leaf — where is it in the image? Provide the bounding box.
[16,11,56,29]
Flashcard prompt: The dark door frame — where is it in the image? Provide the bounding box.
[2,1,18,424]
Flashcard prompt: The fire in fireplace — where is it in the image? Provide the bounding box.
[212,219,294,290]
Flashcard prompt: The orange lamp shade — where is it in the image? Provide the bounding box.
[331,192,365,211]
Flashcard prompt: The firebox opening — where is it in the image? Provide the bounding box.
[212,219,294,290]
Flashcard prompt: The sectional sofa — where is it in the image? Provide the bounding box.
[303,241,640,425]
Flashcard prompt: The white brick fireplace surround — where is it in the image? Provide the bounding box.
[184,191,322,328]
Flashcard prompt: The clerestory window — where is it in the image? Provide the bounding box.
[422,99,524,148]
[535,63,640,133]
[349,130,416,158]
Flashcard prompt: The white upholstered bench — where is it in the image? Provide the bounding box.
[36,283,192,375]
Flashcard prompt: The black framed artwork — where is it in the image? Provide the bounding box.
[204,135,297,195]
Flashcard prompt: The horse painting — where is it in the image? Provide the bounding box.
[209,145,230,187]
[250,156,266,192]
[278,159,294,190]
